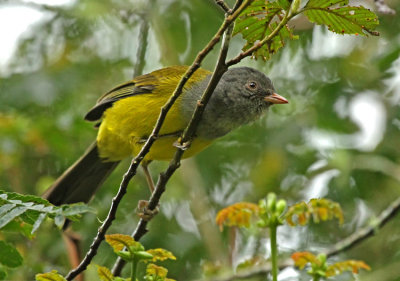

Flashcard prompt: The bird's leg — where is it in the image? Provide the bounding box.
[142,161,155,193]
[137,161,159,221]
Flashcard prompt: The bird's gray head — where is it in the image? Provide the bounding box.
[218,66,288,108]
[182,67,288,139]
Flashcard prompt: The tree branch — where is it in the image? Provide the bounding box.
[215,0,231,13]
[325,196,400,257]
[132,12,150,78]
[226,7,294,67]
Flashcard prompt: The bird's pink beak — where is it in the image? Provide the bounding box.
[264,93,288,104]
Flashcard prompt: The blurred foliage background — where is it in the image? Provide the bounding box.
[1,0,400,280]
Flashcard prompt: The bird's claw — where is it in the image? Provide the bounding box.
[173,138,191,150]
[137,200,159,221]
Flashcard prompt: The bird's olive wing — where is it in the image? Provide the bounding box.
[85,75,156,122]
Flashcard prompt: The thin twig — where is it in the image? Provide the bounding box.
[132,13,149,78]
[325,196,400,257]
[226,8,294,67]
[0,0,60,12]
[64,159,138,280]
[215,0,231,13]
[65,1,249,279]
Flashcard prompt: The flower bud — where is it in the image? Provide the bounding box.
[267,193,277,212]
[276,199,287,215]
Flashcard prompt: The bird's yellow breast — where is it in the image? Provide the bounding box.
[95,67,212,162]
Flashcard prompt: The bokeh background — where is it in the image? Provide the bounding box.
[1,0,400,280]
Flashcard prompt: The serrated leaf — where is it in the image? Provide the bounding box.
[0,190,92,233]
[306,0,347,8]
[146,249,176,263]
[285,198,343,226]
[61,203,94,217]
[54,214,65,228]
[35,270,67,281]
[326,260,371,276]
[291,252,319,269]
[233,0,297,60]
[146,264,169,278]
[216,202,260,230]
[278,0,290,10]
[96,265,114,281]
[0,206,27,228]
[19,209,41,225]
[5,192,49,205]
[31,213,47,234]
[303,0,379,36]
[105,234,137,252]
[0,204,15,217]
[0,240,23,268]
[1,220,34,239]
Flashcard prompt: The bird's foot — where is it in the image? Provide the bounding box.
[137,200,159,221]
[173,138,192,150]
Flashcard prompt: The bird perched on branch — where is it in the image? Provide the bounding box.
[43,66,288,206]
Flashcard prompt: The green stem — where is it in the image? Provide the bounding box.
[131,258,138,281]
[313,275,320,281]
[270,224,278,281]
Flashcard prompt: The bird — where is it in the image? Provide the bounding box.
[43,65,288,206]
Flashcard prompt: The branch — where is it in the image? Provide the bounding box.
[0,0,60,13]
[132,12,149,78]
[226,7,294,67]
[325,196,400,257]
[215,0,231,13]
[65,1,250,280]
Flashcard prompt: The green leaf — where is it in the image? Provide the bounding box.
[96,265,114,281]
[0,204,15,217]
[277,0,290,10]
[285,198,344,226]
[105,234,138,252]
[0,267,7,280]
[145,248,176,263]
[233,0,298,60]
[4,192,49,205]
[31,213,47,234]
[35,270,67,281]
[303,0,379,36]
[1,220,34,239]
[0,206,27,228]
[60,203,94,218]
[53,214,65,229]
[306,0,347,8]
[0,241,23,268]
[0,190,93,233]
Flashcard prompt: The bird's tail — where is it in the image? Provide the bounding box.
[43,142,119,205]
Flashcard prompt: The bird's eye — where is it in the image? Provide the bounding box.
[247,81,258,90]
